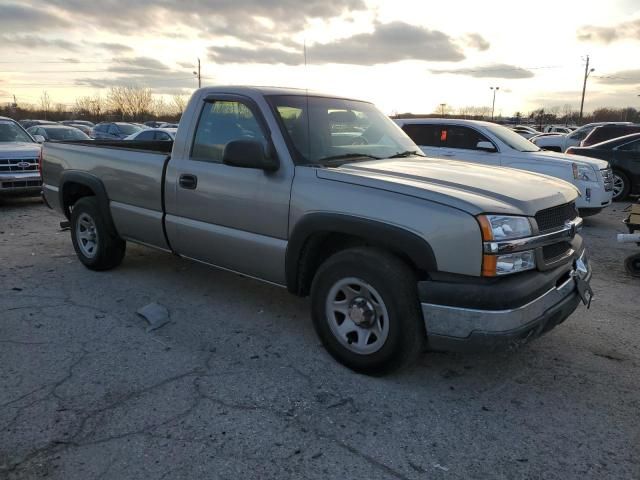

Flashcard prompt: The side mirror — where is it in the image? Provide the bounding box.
[223,140,279,171]
[476,141,496,152]
[33,135,45,143]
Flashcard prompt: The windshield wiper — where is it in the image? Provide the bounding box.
[317,153,381,164]
[388,150,425,158]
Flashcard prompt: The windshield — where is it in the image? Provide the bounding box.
[267,95,419,165]
[0,121,33,143]
[45,127,90,141]
[117,123,143,135]
[484,124,540,152]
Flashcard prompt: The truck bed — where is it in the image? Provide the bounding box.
[42,140,172,249]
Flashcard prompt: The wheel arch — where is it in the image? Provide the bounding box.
[59,171,118,236]
[286,213,438,296]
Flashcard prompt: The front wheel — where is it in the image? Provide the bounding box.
[310,247,425,374]
[612,170,630,202]
[70,196,126,271]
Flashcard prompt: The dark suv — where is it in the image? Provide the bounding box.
[581,124,640,147]
[92,122,143,140]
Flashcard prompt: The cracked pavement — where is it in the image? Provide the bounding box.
[1,196,639,479]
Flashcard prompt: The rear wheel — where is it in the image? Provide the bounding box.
[612,170,630,201]
[310,247,425,374]
[70,197,125,270]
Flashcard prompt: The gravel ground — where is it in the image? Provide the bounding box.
[1,196,639,480]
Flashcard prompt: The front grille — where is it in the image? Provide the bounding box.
[1,180,42,189]
[543,242,572,262]
[601,168,613,192]
[535,202,578,233]
[0,158,39,173]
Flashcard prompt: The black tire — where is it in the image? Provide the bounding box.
[625,253,640,278]
[70,196,125,271]
[612,170,631,202]
[310,247,425,374]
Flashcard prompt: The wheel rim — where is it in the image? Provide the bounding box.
[612,173,625,199]
[76,212,99,258]
[325,277,390,355]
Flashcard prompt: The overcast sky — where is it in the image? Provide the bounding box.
[0,0,639,115]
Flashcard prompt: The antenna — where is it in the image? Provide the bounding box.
[304,38,311,163]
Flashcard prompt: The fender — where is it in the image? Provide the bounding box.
[59,170,118,236]
[286,213,438,294]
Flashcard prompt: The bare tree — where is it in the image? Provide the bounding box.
[40,91,52,119]
[107,87,128,120]
[172,94,187,116]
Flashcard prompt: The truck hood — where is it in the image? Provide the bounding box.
[317,157,579,217]
[526,150,609,170]
[0,142,41,158]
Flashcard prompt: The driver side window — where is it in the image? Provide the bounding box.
[191,100,266,163]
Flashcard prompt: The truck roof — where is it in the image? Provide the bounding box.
[195,85,369,102]
[394,118,499,128]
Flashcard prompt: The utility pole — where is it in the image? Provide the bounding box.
[440,103,446,116]
[490,86,500,121]
[193,58,201,88]
[579,55,594,120]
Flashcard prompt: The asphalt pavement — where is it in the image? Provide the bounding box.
[1,196,638,479]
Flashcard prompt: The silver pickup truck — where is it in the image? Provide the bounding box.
[42,86,592,373]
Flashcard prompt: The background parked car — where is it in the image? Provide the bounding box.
[511,125,539,139]
[158,122,179,128]
[27,125,91,142]
[92,122,143,140]
[0,116,43,196]
[60,120,95,128]
[144,121,169,128]
[580,124,640,147]
[19,119,58,129]
[543,125,574,134]
[124,128,176,141]
[66,123,94,137]
[532,122,633,152]
[395,118,613,215]
[567,133,640,201]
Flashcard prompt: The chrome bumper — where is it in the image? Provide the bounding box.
[421,250,591,344]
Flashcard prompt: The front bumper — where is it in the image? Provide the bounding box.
[420,250,591,352]
[575,180,612,210]
[0,173,42,196]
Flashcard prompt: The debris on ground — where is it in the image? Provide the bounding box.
[136,302,171,332]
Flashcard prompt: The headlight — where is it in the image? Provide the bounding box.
[477,215,532,241]
[572,163,597,182]
[478,215,536,276]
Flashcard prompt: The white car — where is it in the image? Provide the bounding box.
[543,125,574,134]
[395,118,613,216]
[511,125,540,139]
[124,128,177,141]
[532,122,633,152]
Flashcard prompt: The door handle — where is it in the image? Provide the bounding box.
[179,174,198,190]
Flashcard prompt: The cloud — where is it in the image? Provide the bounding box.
[594,69,640,85]
[91,42,134,53]
[76,57,196,94]
[42,0,365,35]
[0,34,79,51]
[109,57,171,72]
[463,33,490,51]
[577,18,640,43]
[59,57,81,63]
[0,2,70,32]
[432,63,534,79]
[209,21,465,65]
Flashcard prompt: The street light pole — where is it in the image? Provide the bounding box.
[490,86,500,121]
[579,55,594,120]
[440,103,446,116]
[193,58,201,88]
